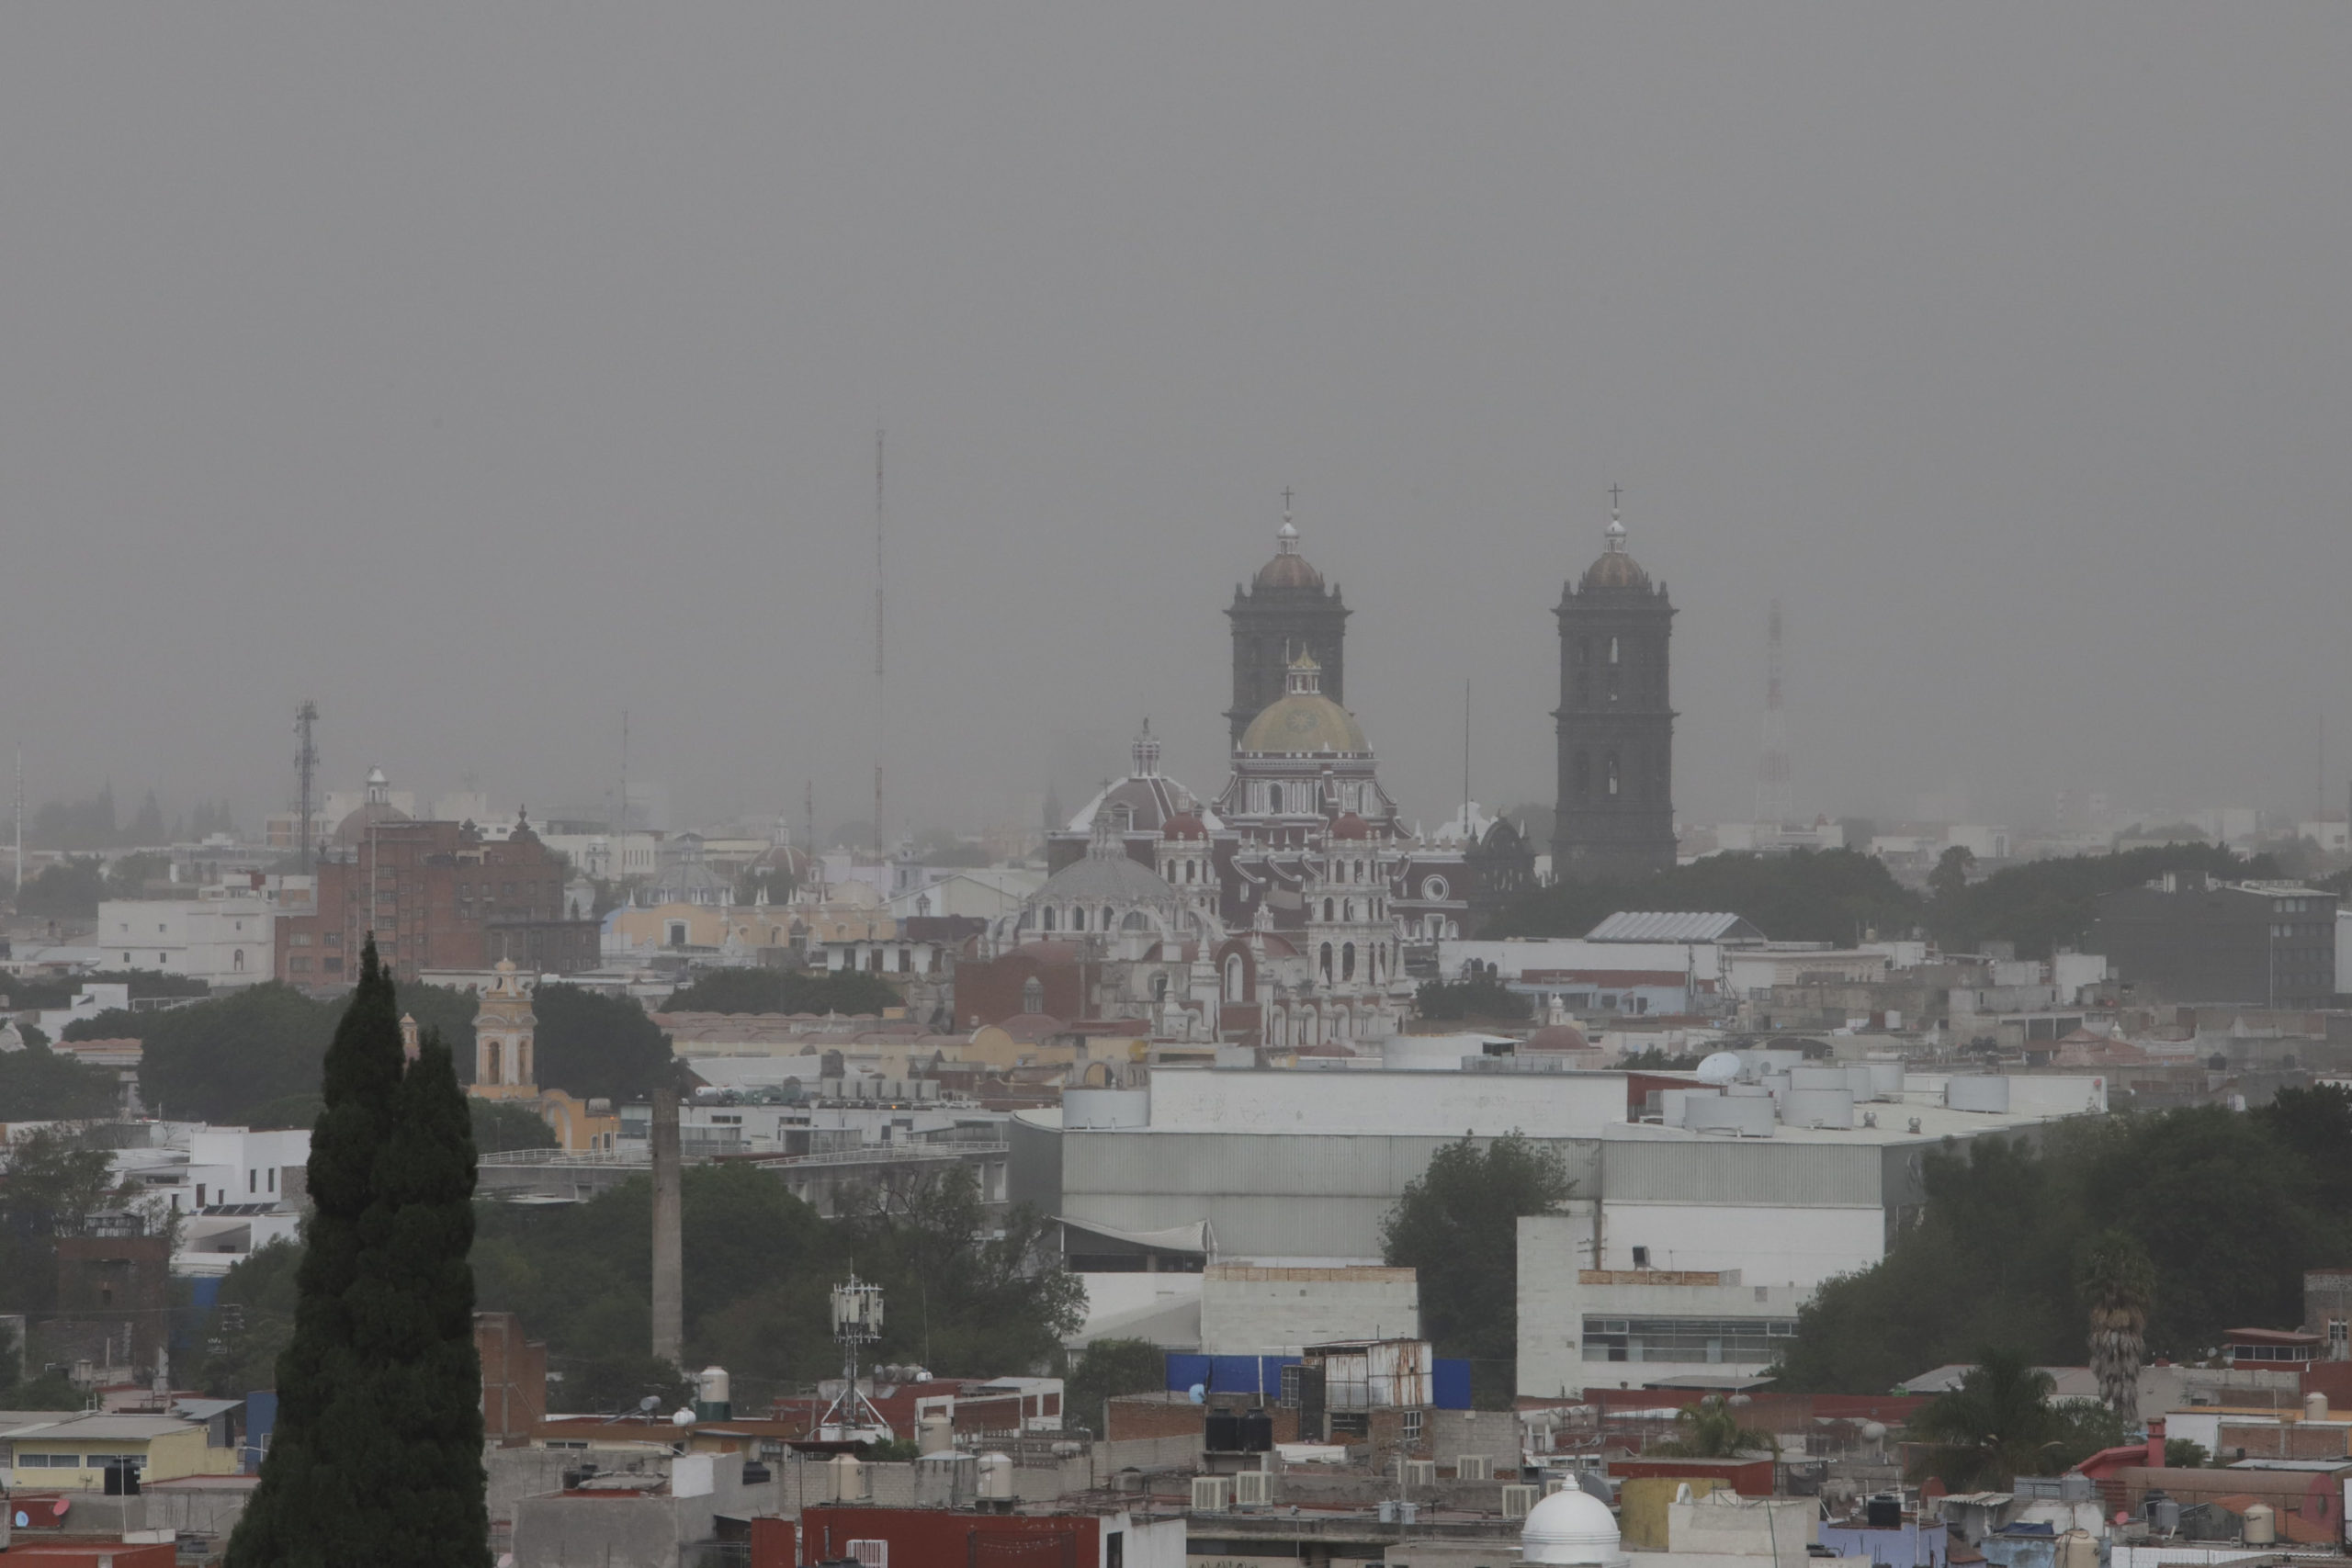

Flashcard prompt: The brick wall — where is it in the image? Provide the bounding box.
[1108,1393,1205,1442]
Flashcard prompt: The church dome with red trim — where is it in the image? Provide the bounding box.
[1330,812,1372,840]
[1163,812,1208,840]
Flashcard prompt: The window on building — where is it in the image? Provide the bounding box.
[1573,752,1590,801]
[1609,637,1620,664]
[1342,942,1356,981]
[1402,1408,1424,1444]
[1606,752,1621,796]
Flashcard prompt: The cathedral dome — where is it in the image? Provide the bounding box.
[1163,812,1208,841]
[1330,812,1372,840]
[1580,513,1652,591]
[1239,653,1368,756]
[1524,1022,1589,1053]
[1253,519,1326,591]
[334,766,411,844]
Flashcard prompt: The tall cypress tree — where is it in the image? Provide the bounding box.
[361,1024,490,1563]
[226,940,490,1566]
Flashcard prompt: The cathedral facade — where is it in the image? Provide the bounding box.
[971,520,1533,1049]
[1552,511,1678,879]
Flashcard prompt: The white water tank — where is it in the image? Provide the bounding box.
[919,1412,955,1454]
[2245,1503,2275,1544]
[1685,1094,1776,1137]
[978,1451,1014,1500]
[1063,1088,1149,1129]
[1947,1076,2011,1113]
[1845,1066,1877,1099]
[1790,1066,1849,1091]
[2309,1392,2331,1422]
[1868,1062,1905,1100]
[1781,1088,1855,1129]
[831,1452,866,1501]
[697,1366,730,1406]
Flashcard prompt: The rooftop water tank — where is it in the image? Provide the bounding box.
[1781,1088,1855,1129]
[1947,1076,2011,1113]
[1685,1094,1776,1137]
[978,1451,1014,1501]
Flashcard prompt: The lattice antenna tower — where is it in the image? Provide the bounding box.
[1753,601,1792,825]
[873,430,886,859]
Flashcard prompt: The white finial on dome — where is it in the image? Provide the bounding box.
[1605,483,1627,551]
[1277,486,1299,551]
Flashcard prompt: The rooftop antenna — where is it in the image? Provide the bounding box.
[1463,679,1472,843]
[618,708,629,834]
[1754,601,1792,826]
[873,430,886,860]
[294,702,319,874]
[12,747,21,898]
[818,1272,893,1441]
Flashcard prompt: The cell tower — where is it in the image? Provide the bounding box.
[817,1272,895,1442]
[873,430,886,860]
[1753,601,1792,825]
[294,701,320,874]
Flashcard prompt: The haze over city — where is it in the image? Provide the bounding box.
[5,6,2351,837]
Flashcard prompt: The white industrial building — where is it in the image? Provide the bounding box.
[1012,1057,2109,1389]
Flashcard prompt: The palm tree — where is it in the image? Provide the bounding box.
[1648,1395,1779,1459]
[1909,1349,2060,1490]
[2078,1230,2154,1424]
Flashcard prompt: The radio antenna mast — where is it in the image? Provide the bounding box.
[873,430,886,860]
[294,702,319,874]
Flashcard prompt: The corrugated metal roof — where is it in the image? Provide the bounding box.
[1587,911,1763,942]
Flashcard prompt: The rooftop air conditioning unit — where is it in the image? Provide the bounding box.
[1457,1454,1491,1481]
[1400,1459,1438,1488]
[1234,1470,1272,1507]
[847,1543,888,1568]
[1191,1476,1233,1513]
[1503,1483,1540,1518]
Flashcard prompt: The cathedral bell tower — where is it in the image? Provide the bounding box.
[1227,503,1350,746]
[1553,504,1677,879]
[471,958,537,1098]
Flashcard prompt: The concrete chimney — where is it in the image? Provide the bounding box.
[650,1087,683,1368]
[2146,1415,2166,1469]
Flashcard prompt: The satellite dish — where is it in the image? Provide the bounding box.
[672,1407,696,1427]
[1187,1383,1205,1404]
[1696,1052,1742,1086]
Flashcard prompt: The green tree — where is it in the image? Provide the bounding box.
[1413,974,1532,1021]
[1064,1337,1168,1437]
[469,1100,559,1153]
[229,941,490,1568]
[368,1025,491,1559]
[1381,1133,1574,1406]
[2079,1230,2154,1423]
[17,858,106,919]
[0,1126,135,1316]
[198,1239,303,1399]
[1648,1394,1777,1458]
[1928,845,1977,903]
[1908,1350,2061,1490]
[131,984,338,1123]
[0,1043,120,1120]
[1928,842,2275,958]
[105,851,172,898]
[127,791,166,845]
[532,985,674,1101]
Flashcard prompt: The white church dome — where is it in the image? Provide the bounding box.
[1521,1487,1626,1566]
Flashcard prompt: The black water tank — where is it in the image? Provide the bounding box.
[1866,1495,1902,1529]
[741,1461,773,1484]
[1241,1411,1274,1452]
[1205,1412,1242,1451]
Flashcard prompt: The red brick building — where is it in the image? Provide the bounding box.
[476,1311,548,1445]
[276,796,595,986]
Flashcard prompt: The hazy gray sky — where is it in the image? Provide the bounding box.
[6,6,2350,840]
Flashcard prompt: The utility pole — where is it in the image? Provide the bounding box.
[12,748,21,898]
[1755,601,1792,826]
[294,702,319,874]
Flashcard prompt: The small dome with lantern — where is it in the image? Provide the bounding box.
[1521,1486,1627,1567]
